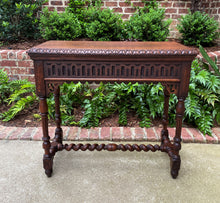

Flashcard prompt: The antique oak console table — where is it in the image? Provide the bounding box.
[27,41,197,179]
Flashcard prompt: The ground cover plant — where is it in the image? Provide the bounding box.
[0,69,37,121]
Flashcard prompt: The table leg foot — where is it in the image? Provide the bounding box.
[43,156,53,177]
[170,155,181,179]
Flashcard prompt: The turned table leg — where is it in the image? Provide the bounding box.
[53,86,63,144]
[161,88,171,150]
[39,96,53,177]
[170,97,185,179]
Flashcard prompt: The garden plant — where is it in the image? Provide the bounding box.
[177,10,219,46]
[0,0,45,42]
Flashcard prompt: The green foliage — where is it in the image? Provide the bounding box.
[0,69,30,104]
[68,0,123,41]
[0,0,45,42]
[47,82,89,125]
[0,71,37,121]
[184,59,220,135]
[39,8,82,40]
[124,8,171,41]
[68,0,124,40]
[84,6,124,41]
[132,0,159,13]
[177,10,219,46]
[199,45,220,77]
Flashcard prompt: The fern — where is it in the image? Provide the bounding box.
[7,83,35,104]
[185,92,201,119]
[2,94,37,121]
[118,102,129,126]
[0,71,38,121]
[195,109,213,136]
[185,59,220,135]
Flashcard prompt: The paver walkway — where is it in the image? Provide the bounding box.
[0,125,220,144]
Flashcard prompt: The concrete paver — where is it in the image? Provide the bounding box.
[0,140,219,203]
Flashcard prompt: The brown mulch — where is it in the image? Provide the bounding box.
[0,39,219,52]
[0,104,146,128]
[0,39,46,50]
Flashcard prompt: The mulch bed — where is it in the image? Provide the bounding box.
[0,103,148,128]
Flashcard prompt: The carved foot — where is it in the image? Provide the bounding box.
[45,169,53,177]
[170,155,181,179]
[43,156,54,178]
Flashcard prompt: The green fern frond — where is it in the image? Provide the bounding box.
[118,104,128,125]
[7,83,35,104]
[195,110,213,136]
[2,93,37,121]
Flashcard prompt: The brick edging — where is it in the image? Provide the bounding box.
[0,125,219,144]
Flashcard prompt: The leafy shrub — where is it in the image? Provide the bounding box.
[67,0,91,37]
[39,8,82,40]
[68,0,124,40]
[125,8,171,41]
[84,6,125,41]
[0,0,44,42]
[177,10,219,46]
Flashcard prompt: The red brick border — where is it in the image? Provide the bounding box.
[0,125,219,144]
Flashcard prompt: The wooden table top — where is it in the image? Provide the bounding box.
[27,41,198,57]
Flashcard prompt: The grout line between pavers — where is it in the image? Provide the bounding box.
[64,127,70,141]
[30,127,38,140]
[211,132,218,144]
[143,128,147,140]
[130,127,135,140]
[152,127,159,141]
[88,128,91,140]
[185,128,195,142]
[198,130,207,143]
[121,127,124,140]
[98,127,101,140]
[18,128,28,140]
[76,127,81,141]
[5,127,18,139]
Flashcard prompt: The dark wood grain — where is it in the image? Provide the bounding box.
[28,41,198,179]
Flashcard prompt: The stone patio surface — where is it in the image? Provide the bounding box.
[0,140,220,203]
